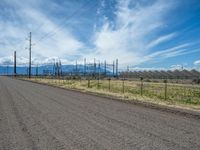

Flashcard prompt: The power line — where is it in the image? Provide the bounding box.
[2,0,97,58]
[37,0,97,43]
[2,0,99,73]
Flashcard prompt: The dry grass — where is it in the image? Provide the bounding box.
[22,77,200,110]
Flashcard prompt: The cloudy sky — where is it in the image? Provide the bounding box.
[0,0,200,70]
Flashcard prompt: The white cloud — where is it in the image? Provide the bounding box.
[128,67,167,71]
[23,6,85,57]
[128,65,199,71]
[194,60,200,65]
[90,0,177,67]
[170,64,183,70]
[0,0,85,64]
[147,33,177,49]
[142,43,191,62]
[0,0,198,69]
[0,56,28,66]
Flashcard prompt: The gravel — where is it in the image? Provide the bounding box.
[0,76,200,150]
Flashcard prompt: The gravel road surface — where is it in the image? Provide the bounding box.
[0,76,200,150]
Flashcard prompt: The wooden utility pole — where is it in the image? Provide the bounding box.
[14,51,16,77]
[140,77,143,96]
[94,58,96,75]
[113,60,115,76]
[164,79,168,100]
[98,61,100,88]
[29,32,32,78]
[116,59,118,78]
[75,60,77,74]
[104,60,107,76]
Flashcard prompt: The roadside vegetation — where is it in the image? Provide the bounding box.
[22,76,200,110]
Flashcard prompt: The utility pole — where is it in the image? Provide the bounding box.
[113,60,115,77]
[94,58,96,75]
[98,61,101,75]
[98,61,100,88]
[127,65,129,72]
[29,32,32,78]
[53,63,55,76]
[104,60,107,76]
[127,65,129,79]
[75,60,77,74]
[116,59,118,78]
[14,51,16,77]
[59,60,62,76]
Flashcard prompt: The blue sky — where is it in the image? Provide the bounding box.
[0,0,200,70]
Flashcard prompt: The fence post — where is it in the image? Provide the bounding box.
[98,76,100,88]
[140,77,143,96]
[122,78,125,93]
[108,78,111,91]
[164,79,168,100]
[88,77,90,88]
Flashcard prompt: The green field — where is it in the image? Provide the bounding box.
[23,77,200,110]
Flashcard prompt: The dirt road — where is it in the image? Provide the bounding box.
[0,77,200,150]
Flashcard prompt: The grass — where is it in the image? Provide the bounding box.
[22,77,200,110]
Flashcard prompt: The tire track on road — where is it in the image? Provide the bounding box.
[1,77,200,150]
[0,79,37,150]
[14,79,193,149]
